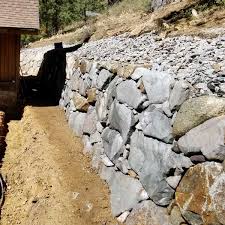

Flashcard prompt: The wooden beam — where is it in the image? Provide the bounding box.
[0,27,39,35]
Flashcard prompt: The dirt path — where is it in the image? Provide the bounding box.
[0,106,118,225]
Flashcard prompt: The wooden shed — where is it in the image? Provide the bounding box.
[0,0,39,110]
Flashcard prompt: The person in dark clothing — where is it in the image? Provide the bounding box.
[38,36,90,104]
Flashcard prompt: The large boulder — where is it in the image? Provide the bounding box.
[128,131,192,206]
[175,162,225,225]
[173,96,225,137]
[116,80,146,109]
[109,100,134,143]
[139,109,173,143]
[101,168,148,217]
[142,71,173,104]
[126,200,172,225]
[178,115,225,161]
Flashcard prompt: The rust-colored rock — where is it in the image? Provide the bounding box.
[79,59,92,74]
[87,88,97,103]
[175,162,225,225]
[117,64,138,79]
[72,93,90,112]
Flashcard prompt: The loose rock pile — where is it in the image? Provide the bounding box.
[20,33,225,225]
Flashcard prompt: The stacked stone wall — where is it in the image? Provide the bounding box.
[21,36,225,224]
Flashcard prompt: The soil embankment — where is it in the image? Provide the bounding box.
[0,106,117,225]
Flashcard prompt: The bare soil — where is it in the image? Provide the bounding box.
[0,106,118,225]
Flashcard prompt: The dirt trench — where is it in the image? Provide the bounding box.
[0,106,118,225]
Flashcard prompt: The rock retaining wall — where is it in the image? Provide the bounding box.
[59,56,225,225]
[21,37,225,224]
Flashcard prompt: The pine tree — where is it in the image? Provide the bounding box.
[39,0,106,36]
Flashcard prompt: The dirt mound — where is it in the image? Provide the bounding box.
[0,106,118,225]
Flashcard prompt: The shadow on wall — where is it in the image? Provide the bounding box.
[20,40,87,106]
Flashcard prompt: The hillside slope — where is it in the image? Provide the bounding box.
[30,0,225,48]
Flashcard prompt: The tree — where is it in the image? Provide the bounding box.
[39,0,105,36]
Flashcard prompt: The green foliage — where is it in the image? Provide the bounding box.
[39,0,106,36]
[216,0,225,5]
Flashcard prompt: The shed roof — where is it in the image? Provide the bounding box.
[0,0,39,30]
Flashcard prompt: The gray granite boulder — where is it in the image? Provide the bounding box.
[68,111,86,137]
[90,131,102,144]
[169,80,190,111]
[83,107,97,135]
[139,109,173,143]
[128,131,192,206]
[96,69,113,90]
[109,100,134,143]
[178,115,225,161]
[126,200,172,225]
[173,96,225,138]
[142,71,174,104]
[102,127,123,161]
[104,170,148,216]
[116,80,146,109]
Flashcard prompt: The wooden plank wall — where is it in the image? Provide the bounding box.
[0,33,20,82]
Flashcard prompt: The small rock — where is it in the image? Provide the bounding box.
[87,88,97,103]
[170,206,187,225]
[131,67,152,80]
[83,108,97,135]
[102,127,123,161]
[190,155,206,164]
[166,175,182,189]
[96,92,108,122]
[117,211,130,223]
[128,170,138,178]
[72,92,89,112]
[96,69,113,90]
[101,154,114,167]
[90,131,102,144]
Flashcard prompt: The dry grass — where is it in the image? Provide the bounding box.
[29,0,225,48]
[108,0,151,15]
